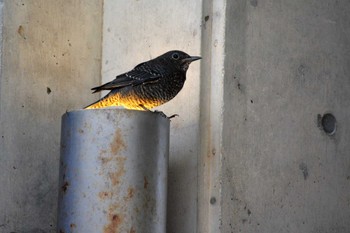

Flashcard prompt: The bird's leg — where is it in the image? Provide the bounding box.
[167,114,179,119]
[139,104,167,118]
[139,104,151,111]
[139,104,179,119]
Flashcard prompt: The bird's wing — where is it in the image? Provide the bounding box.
[91,63,162,93]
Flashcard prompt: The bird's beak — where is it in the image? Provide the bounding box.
[182,56,202,63]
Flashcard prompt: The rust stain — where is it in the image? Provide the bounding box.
[129,227,136,233]
[99,191,113,200]
[99,156,113,164]
[128,187,134,198]
[70,223,76,229]
[143,193,156,216]
[104,213,124,233]
[144,176,149,189]
[98,149,113,164]
[110,129,126,155]
[108,157,126,186]
[123,187,135,202]
[100,149,107,155]
[108,171,123,186]
[61,181,69,193]
[103,201,124,233]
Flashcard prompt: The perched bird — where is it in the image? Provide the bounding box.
[84,50,201,111]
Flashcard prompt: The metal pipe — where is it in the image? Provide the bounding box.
[57,109,169,233]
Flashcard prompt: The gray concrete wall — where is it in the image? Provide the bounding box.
[0,1,102,232]
[221,0,350,232]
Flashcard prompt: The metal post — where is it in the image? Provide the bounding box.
[57,109,169,233]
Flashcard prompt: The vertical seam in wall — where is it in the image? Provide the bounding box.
[0,0,4,112]
[198,0,213,232]
[198,0,226,232]
[99,0,105,98]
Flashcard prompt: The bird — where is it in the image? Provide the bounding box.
[84,50,201,112]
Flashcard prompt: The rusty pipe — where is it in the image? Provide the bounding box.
[57,109,169,233]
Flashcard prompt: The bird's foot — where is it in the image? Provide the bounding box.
[154,111,179,119]
[168,114,179,119]
[139,105,178,119]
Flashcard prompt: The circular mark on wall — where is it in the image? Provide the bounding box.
[318,113,336,136]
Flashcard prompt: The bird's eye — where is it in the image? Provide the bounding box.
[171,53,179,60]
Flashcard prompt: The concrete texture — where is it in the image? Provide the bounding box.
[222,0,350,232]
[0,1,102,232]
[101,1,202,233]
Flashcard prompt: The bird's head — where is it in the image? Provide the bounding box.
[161,50,201,72]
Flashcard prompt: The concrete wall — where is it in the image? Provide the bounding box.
[221,0,350,233]
[0,1,102,232]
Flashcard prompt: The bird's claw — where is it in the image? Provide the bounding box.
[154,110,167,118]
[153,110,179,119]
[168,114,179,119]
[139,105,178,119]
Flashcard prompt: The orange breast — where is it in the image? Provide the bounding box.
[85,92,164,110]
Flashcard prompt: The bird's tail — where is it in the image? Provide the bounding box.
[91,86,103,94]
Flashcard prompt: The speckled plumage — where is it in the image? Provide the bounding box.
[85,50,201,110]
